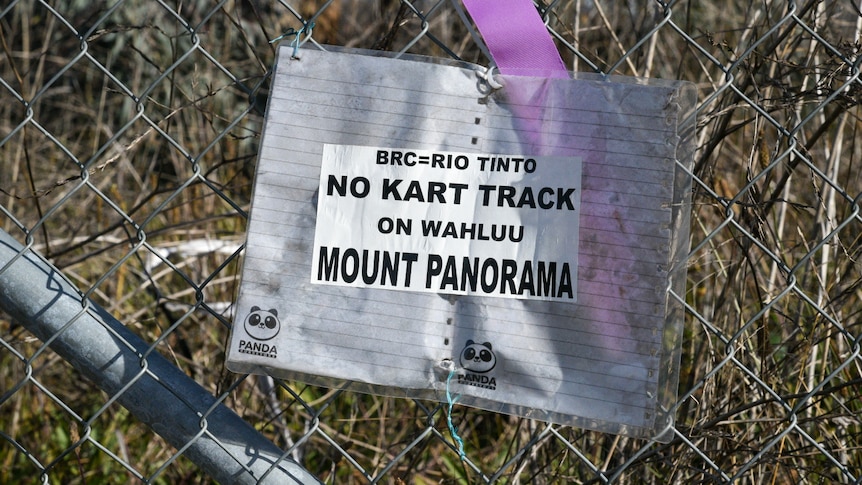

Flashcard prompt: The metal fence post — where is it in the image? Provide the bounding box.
[0,228,320,485]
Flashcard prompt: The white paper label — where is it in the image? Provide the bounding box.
[311,145,582,302]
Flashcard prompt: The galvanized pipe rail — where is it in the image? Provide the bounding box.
[0,228,319,485]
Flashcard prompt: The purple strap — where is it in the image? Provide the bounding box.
[462,0,568,78]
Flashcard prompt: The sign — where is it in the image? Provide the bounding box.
[226,45,696,441]
[312,145,581,301]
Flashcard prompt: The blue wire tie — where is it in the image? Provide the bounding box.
[445,367,466,460]
[269,22,315,58]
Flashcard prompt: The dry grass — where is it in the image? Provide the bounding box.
[1,0,861,483]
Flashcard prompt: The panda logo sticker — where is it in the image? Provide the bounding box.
[244,306,281,341]
[460,340,496,373]
[237,306,280,359]
[456,339,498,390]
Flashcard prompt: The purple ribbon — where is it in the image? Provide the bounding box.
[462,0,568,78]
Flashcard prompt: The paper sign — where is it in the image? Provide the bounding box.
[312,145,581,301]
[227,46,695,441]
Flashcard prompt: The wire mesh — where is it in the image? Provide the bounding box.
[1,0,860,483]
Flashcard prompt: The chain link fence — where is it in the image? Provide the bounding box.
[1,0,860,483]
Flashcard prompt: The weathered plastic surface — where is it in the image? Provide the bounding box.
[227,46,695,440]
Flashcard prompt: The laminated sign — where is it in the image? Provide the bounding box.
[227,45,695,440]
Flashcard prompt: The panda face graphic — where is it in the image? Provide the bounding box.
[244,306,280,341]
[459,340,496,373]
